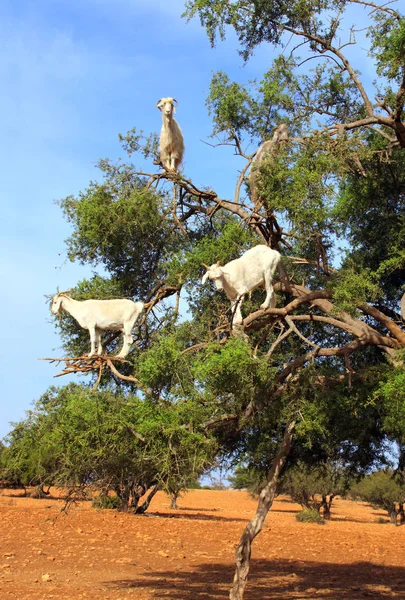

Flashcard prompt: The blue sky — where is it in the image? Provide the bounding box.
[0,0,377,439]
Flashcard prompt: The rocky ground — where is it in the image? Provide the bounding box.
[1,488,404,599]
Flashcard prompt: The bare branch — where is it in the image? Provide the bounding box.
[39,355,153,396]
[274,339,364,386]
[266,325,293,358]
[297,53,344,70]
[234,158,253,205]
[285,315,320,349]
[350,0,401,19]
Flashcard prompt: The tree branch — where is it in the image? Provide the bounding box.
[359,303,405,345]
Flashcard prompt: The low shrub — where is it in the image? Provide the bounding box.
[375,517,390,524]
[92,494,121,510]
[296,508,326,524]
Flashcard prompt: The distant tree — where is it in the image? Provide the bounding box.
[1,385,216,512]
[350,470,405,525]
[228,465,266,495]
[280,462,347,519]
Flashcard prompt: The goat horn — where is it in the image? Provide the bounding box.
[172,98,178,106]
[156,99,163,108]
[201,263,210,269]
[215,261,221,267]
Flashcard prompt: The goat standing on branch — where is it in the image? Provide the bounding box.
[249,124,289,208]
[51,293,144,358]
[202,245,281,326]
[156,97,185,172]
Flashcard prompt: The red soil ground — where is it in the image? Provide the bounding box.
[1,488,404,599]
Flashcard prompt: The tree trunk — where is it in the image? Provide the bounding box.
[32,484,50,499]
[114,484,131,512]
[130,483,147,510]
[229,421,295,600]
[321,494,333,519]
[135,484,159,514]
[398,502,405,525]
[389,504,398,525]
[170,491,179,509]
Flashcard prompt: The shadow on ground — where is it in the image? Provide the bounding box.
[108,558,405,599]
[146,511,249,523]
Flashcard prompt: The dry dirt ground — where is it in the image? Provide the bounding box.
[1,489,405,600]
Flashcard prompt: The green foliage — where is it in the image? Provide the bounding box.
[1,385,217,510]
[59,181,175,298]
[207,72,258,137]
[258,136,341,249]
[117,128,160,160]
[185,0,339,59]
[92,494,122,510]
[281,462,343,508]
[375,358,405,443]
[350,470,405,522]
[296,508,326,524]
[194,337,276,409]
[370,15,405,82]
[207,58,299,139]
[185,0,404,94]
[286,365,388,471]
[328,268,380,315]
[228,464,266,495]
[335,143,405,301]
[137,331,184,395]
[186,478,202,489]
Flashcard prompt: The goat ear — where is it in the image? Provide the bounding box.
[201,272,210,284]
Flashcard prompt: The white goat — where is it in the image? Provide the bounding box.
[51,293,144,358]
[201,245,281,325]
[156,97,185,172]
[249,124,289,207]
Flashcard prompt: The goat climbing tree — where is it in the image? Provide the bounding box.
[46,1,405,598]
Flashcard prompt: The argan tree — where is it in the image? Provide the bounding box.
[27,1,405,598]
[1,385,216,510]
[350,470,405,524]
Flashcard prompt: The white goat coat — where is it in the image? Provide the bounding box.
[160,117,184,171]
[201,245,281,325]
[157,98,185,172]
[401,292,405,320]
[51,295,144,358]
